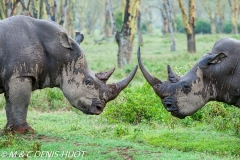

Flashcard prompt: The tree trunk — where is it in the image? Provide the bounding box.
[67,0,75,38]
[77,0,89,35]
[31,0,38,18]
[188,0,196,53]
[137,11,143,46]
[59,0,68,25]
[229,0,239,34]
[210,19,216,34]
[44,0,56,21]
[187,33,195,53]
[108,0,140,68]
[162,17,168,34]
[159,3,168,34]
[178,0,196,53]
[105,0,111,37]
[116,31,133,68]
[107,0,117,37]
[164,0,175,51]
[115,0,140,68]
[38,0,44,19]
[0,0,6,19]
[6,0,12,17]
[218,0,226,34]
[145,8,152,34]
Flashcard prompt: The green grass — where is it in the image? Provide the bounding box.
[0,33,240,159]
[0,110,239,160]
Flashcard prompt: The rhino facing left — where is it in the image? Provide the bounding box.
[0,15,138,134]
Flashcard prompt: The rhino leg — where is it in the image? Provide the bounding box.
[4,99,14,130]
[4,77,34,134]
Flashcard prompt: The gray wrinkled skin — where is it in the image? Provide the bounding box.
[138,38,240,119]
[0,15,137,133]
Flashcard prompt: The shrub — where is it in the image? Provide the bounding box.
[103,83,170,124]
[175,16,185,33]
[114,11,123,31]
[195,19,211,34]
[222,21,240,34]
[223,21,232,34]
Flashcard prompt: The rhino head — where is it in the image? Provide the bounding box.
[59,32,138,115]
[137,47,227,119]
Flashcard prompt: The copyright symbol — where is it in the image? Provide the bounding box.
[1,151,8,158]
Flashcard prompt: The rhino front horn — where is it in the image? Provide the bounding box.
[107,65,138,101]
[137,47,162,86]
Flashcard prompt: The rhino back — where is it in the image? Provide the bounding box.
[0,16,71,90]
[210,38,240,103]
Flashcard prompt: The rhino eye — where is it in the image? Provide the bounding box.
[181,82,191,93]
[84,78,93,85]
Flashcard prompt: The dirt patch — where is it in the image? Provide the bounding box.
[104,147,135,160]
[74,142,100,147]
[24,134,63,142]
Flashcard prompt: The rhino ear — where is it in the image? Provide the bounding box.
[167,65,180,83]
[208,53,227,64]
[75,32,84,44]
[199,53,227,68]
[57,32,72,49]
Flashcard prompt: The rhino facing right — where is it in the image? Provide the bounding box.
[138,38,240,119]
[0,15,137,134]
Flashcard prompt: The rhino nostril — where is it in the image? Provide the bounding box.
[165,104,178,112]
[96,105,102,111]
[166,104,172,108]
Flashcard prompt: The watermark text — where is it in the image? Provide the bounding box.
[1,150,86,158]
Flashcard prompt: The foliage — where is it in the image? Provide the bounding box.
[114,11,123,32]
[0,110,239,159]
[141,23,147,34]
[219,21,240,34]
[223,21,233,34]
[103,83,169,124]
[175,16,185,33]
[195,19,211,34]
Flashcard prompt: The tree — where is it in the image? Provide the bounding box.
[75,0,89,35]
[229,0,239,34]
[163,0,175,51]
[0,0,32,18]
[137,10,143,46]
[200,0,225,34]
[159,0,168,34]
[66,0,75,38]
[217,1,226,33]
[178,0,196,53]
[104,0,111,37]
[44,0,57,21]
[150,0,175,35]
[108,0,141,68]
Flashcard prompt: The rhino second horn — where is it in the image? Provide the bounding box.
[95,68,115,83]
[137,47,162,86]
[167,65,180,83]
[107,65,138,101]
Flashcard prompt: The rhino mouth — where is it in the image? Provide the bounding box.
[162,97,186,119]
[170,111,186,119]
[90,100,105,115]
[76,100,105,115]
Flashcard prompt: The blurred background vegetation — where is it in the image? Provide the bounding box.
[0,1,240,158]
[0,0,239,38]
[0,0,239,137]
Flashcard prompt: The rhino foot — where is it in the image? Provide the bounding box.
[12,122,34,134]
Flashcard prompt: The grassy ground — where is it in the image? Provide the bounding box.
[0,33,240,159]
[0,110,239,160]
